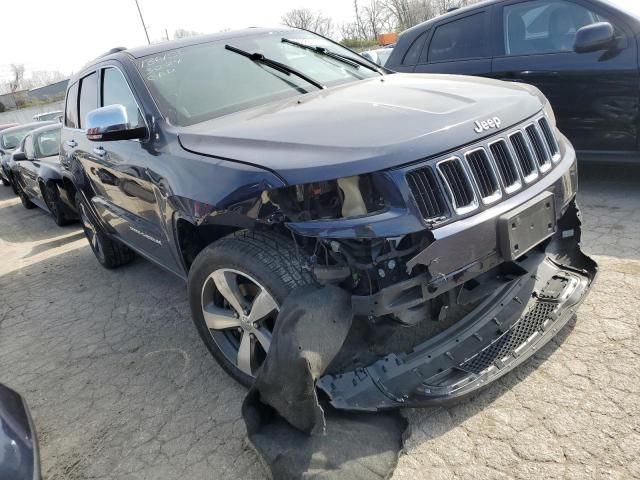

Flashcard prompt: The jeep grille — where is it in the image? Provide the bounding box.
[405,115,561,224]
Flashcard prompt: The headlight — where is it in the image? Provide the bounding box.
[543,100,557,127]
[264,175,386,222]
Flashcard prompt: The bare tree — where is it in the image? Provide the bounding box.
[9,64,25,93]
[281,8,334,37]
[173,28,201,39]
[26,70,66,89]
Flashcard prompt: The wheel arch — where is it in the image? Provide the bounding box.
[175,217,243,272]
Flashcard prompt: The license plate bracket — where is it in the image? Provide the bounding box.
[498,192,556,261]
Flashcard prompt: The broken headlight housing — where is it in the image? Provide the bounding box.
[265,175,386,222]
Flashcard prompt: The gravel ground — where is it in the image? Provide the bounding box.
[0,162,638,480]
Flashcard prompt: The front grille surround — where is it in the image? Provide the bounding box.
[404,114,563,226]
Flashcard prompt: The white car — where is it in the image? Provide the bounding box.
[360,47,394,66]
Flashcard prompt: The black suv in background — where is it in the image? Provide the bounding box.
[12,124,77,225]
[62,27,595,409]
[386,0,640,162]
[0,122,55,192]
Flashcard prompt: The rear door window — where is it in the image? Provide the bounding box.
[428,13,488,62]
[78,72,98,129]
[64,82,79,129]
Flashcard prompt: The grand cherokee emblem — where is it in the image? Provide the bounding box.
[474,117,502,133]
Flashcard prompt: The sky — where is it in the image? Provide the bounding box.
[2,0,639,83]
[0,0,355,82]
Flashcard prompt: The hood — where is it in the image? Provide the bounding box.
[178,73,544,185]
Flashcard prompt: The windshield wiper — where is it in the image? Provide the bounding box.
[281,38,384,74]
[225,44,325,90]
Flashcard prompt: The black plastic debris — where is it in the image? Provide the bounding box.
[242,285,407,479]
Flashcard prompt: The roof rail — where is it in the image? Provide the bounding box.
[99,47,127,58]
[447,6,460,12]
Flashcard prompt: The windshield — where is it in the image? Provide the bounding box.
[136,31,380,126]
[36,128,61,157]
[605,0,640,20]
[0,126,35,150]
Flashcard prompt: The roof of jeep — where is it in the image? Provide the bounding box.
[74,27,298,77]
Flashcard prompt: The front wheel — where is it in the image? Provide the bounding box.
[15,181,35,210]
[42,182,74,226]
[75,193,135,269]
[188,230,315,387]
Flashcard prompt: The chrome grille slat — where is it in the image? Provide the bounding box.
[438,159,475,210]
[526,124,551,168]
[406,167,447,219]
[538,117,559,158]
[489,140,520,190]
[406,115,560,223]
[510,131,537,178]
[465,149,500,200]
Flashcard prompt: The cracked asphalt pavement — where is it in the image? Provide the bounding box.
[0,162,638,480]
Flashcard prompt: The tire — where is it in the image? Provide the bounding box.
[8,173,18,195]
[1,176,10,187]
[42,182,73,226]
[15,181,36,210]
[75,193,135,269]
[188,230,315,387]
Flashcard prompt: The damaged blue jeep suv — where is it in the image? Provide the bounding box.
[62,27,596,410]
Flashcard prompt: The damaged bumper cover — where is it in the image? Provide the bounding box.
[279,127,597,411]
[318,201,596,410]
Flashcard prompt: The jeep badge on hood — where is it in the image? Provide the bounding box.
[474,117,502,133]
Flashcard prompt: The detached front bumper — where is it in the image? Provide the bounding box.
[318,200,596,410]
[309,133,597,410]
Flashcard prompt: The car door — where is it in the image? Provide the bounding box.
[78,64,182,273]
[17,135,40,199]
[491,0,640,152]
[413,10,493,75]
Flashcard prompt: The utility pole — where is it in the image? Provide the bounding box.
[135,0,151,45]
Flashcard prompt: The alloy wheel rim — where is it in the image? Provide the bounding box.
[201,268,278,377]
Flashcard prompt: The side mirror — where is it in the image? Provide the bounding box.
[574,22,615,54]
[13,151,27,161]
[85,105,147,142]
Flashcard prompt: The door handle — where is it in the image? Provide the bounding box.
[65,140,77,148]
[93,146,107,157]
